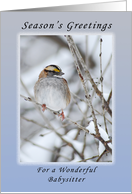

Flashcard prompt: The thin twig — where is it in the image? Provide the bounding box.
[72,92,112,124]
[20,94,60,115]
[21,94,112,154]
[21,115,71,137]
[66,35,112,154]
[20,78,33,97]
[66,35,100,137]
[96,149,108,162]
[66,35,112,117]
[99,38,108,134]
[91,53,112,100]
[20,95,87,159]
[78,155,99,162]
[20,94,90,133]
[21,116,50,130]
[107,89,112,105]
[72,97,85,115]
[74,129,81,140]
[82,132,87,157]
[71,92,87,103]
[91,133,112,154]
[85,35,88,67]
[94,109,112,125]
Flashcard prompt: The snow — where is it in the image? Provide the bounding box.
[20,128,56,162]
[86,121,112,156]
[62,135,84,153]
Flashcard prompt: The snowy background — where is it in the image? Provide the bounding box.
[20,35,112,163]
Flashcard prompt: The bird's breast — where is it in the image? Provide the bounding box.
[34,77,70,111]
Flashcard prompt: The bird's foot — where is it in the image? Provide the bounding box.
[58,110,65,121]
[42,104,47,112]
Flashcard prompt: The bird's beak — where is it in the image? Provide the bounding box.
[60,72,64,75]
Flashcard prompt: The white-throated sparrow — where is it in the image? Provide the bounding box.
[34,65,71,120]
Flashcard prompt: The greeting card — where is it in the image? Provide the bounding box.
[1,2,131,192]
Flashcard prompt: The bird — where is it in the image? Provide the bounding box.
[34,65,71,121]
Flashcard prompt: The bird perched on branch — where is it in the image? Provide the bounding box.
[34,65,71,120]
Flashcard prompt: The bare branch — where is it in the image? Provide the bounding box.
[71,92,87,103]
[85,35,88,67]
[94,109,112,125]
[82,132,87,157]
[78,155,99,162]
[99,38,108,134]
[91,133,112,154]
[66,35,100,137]
[72,92,112,125]
[20,95,89,159]
[66,35,112,117]
[107,89,112,105]
[96,149,108,162]
[21,94,112,154]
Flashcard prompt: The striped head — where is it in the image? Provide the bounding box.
[39,65,64,79]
